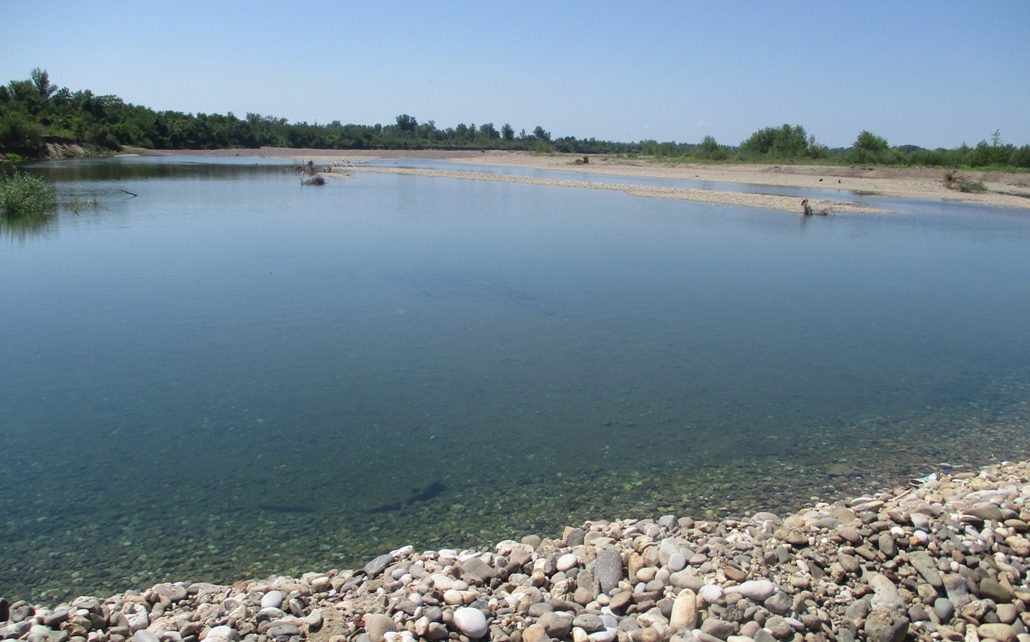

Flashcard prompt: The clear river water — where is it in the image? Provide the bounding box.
[1,156,1028,602]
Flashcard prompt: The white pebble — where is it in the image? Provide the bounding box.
[443,589,463,605]
[452,607,488,638]
[204,627,238,642]
[557,553,578,571]
[391,545,414,558]
[699,584,724,604]
[737,579,776,601]
[260,590,284,609]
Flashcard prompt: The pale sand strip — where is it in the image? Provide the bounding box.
[449,152,1030,209]
[336,165,885,215]
[135,147,1030,210]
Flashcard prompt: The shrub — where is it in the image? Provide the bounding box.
[0,172,57,219]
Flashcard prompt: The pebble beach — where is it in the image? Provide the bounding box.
[4,461,1027,642]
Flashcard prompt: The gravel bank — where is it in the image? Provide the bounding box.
[3,461,1027,642]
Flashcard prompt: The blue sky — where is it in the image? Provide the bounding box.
[2,1,1028,148]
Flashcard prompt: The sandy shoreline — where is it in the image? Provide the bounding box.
[130,147,1030,211]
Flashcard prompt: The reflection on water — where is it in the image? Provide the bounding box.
[32,154,292,181]
[0,212,58,241]
[1,158,1028,602]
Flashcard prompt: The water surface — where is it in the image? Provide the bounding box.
[2,157,1028,601]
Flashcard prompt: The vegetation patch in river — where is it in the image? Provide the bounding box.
[0,171,56,219]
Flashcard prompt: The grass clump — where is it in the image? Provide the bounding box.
[942,171,988,193]
[957,180,987,193]
[0,172,57,219]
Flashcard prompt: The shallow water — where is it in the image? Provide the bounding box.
[2,157,1028,602]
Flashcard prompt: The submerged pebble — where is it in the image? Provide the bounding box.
[0,461,1026,642]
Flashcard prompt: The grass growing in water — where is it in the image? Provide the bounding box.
[0,172,57,219]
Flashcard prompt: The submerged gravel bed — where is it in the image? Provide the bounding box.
[3,461,1027,642]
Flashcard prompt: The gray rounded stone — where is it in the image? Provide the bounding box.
[667,553,686,572]
[700,618,736,640]
[572,614,604,633]
[933,598,954,622]
[763,591,792,615]
[539,612,573,638]
[592,549,623,594]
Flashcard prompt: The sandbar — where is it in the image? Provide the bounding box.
[135,147,1030,212]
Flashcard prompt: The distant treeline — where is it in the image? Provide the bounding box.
[2,69,1028,169]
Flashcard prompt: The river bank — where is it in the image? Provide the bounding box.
[125,148,1030,211]
[3,461,1026,642]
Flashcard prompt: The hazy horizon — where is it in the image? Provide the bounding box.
[2,0,1028,149]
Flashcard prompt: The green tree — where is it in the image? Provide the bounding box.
[699,135,727,160]
[740,124,809,160]
[854,130,888,153]
[1010,145,1030,168]
[0,111,47,156]
[394,114,418,136]
[501,123,514,141]
[479,122,499,140]
[30,68,56,99]
[453,123,472,143]
[847,130,889,164]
